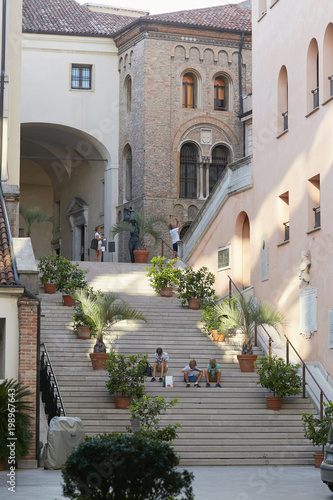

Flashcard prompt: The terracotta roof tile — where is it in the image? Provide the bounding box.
[22,0,136,36]
[0,202,16,286]
[22,0,251,36]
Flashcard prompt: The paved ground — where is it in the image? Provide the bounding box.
[0,466,332,500]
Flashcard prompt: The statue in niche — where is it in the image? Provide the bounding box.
[299,250,311,283]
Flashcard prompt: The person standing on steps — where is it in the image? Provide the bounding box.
[94,226,103,262]
[151,347,169,382]
[182,359,203,387]
[169,217,181,257]
[205,358,222,388]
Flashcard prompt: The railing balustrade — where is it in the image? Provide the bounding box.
[283,220,289,241]
[311,86,319,109]
[40,343,66,424]
[313,206,320,228]
[329,75,333,97]
[282,110,288,131]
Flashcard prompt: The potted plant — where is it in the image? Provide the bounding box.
[302,401,333,467]
[0,379,33,468]
[254,355,303,410]
[73,289,147,370]
[111,209,167,263]
[105,352,148,408]
[145,256,181,296]
[177,266,217,310]
[214,296,285,372]
[72,287,102,339]
[38,254,59,293]
[56,259,88,306]
[19,206,54,238]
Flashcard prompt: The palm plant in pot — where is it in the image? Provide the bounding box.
[145,256,181,296]
[302,401,333,467]
[254,355,303,410]
[201,304,226,341]
[105,352,148,409]
[72,287,102,339]
[214,295,285,372]
[177,266,217,310]
[73,289,147,370]
[111,210,167,263]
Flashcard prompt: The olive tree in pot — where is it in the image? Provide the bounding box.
[73,289,147,370]
[38,254,59,293]
[214,296,285,372]
[302,401,333,467]
[145,256,181,296]
[105,352,148,409]
[56,259,88,306]
[254,355,303,410]
[111,210,167,263]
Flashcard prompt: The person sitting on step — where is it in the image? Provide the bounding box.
[182,359,203,387]
[151,347,169,382]
[205,358,222,388]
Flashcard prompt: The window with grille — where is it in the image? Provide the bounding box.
[209,146,229,192]
[214,77,228,110]
[179,143,198,198]
[182,74,195,108]
[71,64,92,90]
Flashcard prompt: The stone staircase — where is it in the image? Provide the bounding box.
[40,262,316,465]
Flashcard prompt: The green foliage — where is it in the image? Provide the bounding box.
[19,206,54,237]
[0,379,33,463]
[145,257,181,293]
[177,266,217,307]
[73,287,103,333]
[254,355,303,397]
[73,290,147,353]
[105,352,148,399]
[214,296,285,354]
[61,433,194,500]
[302,401,333,451]
[38,254,60,285]
[55,259,88,295]
[128,396,181,442]
[110,210,167,250]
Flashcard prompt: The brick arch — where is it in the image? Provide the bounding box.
[217,49,230,66]
[173,117,240,152]
[171,44,187,60]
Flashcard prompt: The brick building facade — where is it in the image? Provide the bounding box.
[114,5,252,260]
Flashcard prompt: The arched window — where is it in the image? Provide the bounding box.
[323,24,333,100]
[179,143,198,198]
[214,76,229,111]
[209,146,229,193]
[307,39,319,112]
[125,77,132,112]
[277,66,288,133]
[182,73,196,109]
[258,0,267,18]
[124,145,132,201]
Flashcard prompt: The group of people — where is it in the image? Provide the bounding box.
[151,348,222,388]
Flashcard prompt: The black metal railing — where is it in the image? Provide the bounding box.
[40,343,66,424]
[283,221,289,241]
[282,110,288,131]
[228,275,330,419]
[313,206,320,228]
[311,86,319,109]
[329,75,333,97]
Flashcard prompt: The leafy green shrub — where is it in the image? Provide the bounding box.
[105,352,148,399]
[62,433,194,500]
[38,254,59,285]
[128,396,180,442]
[254,355,302,397]
[56,258,88,295]
[145,256,181,293]
[302,401,333,453]
[0,379,33,463]
[178,266,217,307]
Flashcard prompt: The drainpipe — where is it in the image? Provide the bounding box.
[238,31,245,116]
[0,0,7,184]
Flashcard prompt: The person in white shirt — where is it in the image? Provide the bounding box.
[169,218,181,257]
[94,226,103,262]
[151,347,169,382]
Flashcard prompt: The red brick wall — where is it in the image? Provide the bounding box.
[18,298,39,461]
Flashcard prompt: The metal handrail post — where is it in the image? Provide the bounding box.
[302,364,306,398]
[269,338,272,356]
[320,392,324,420]
[286,340,289,365]
[254,324,257,347]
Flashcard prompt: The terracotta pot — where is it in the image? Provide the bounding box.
[90,352,108,370]
[212,330,225,342]
[313,452,324,468]
[134,249,149,263]
[44,283,56,294]
[188,298,200,310]
[114,395,131,409]
[237,354,258,372]
[77,326,91,339]
[266,395,283,410]
[62,294,75,307]
[160,286,173,297]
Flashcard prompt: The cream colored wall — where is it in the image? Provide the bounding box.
[21,34,120,260]
[0,294,24,381]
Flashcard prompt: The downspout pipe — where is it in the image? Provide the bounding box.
[0,0,7,184]
[238,31,245,116]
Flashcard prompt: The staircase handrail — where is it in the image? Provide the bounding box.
[160,237,190,268]
[40,342,66,422]
[228,275,330,419]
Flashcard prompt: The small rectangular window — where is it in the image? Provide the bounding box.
[218,245,231,271]
[71,64,92,90]
[278,191,289,243]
